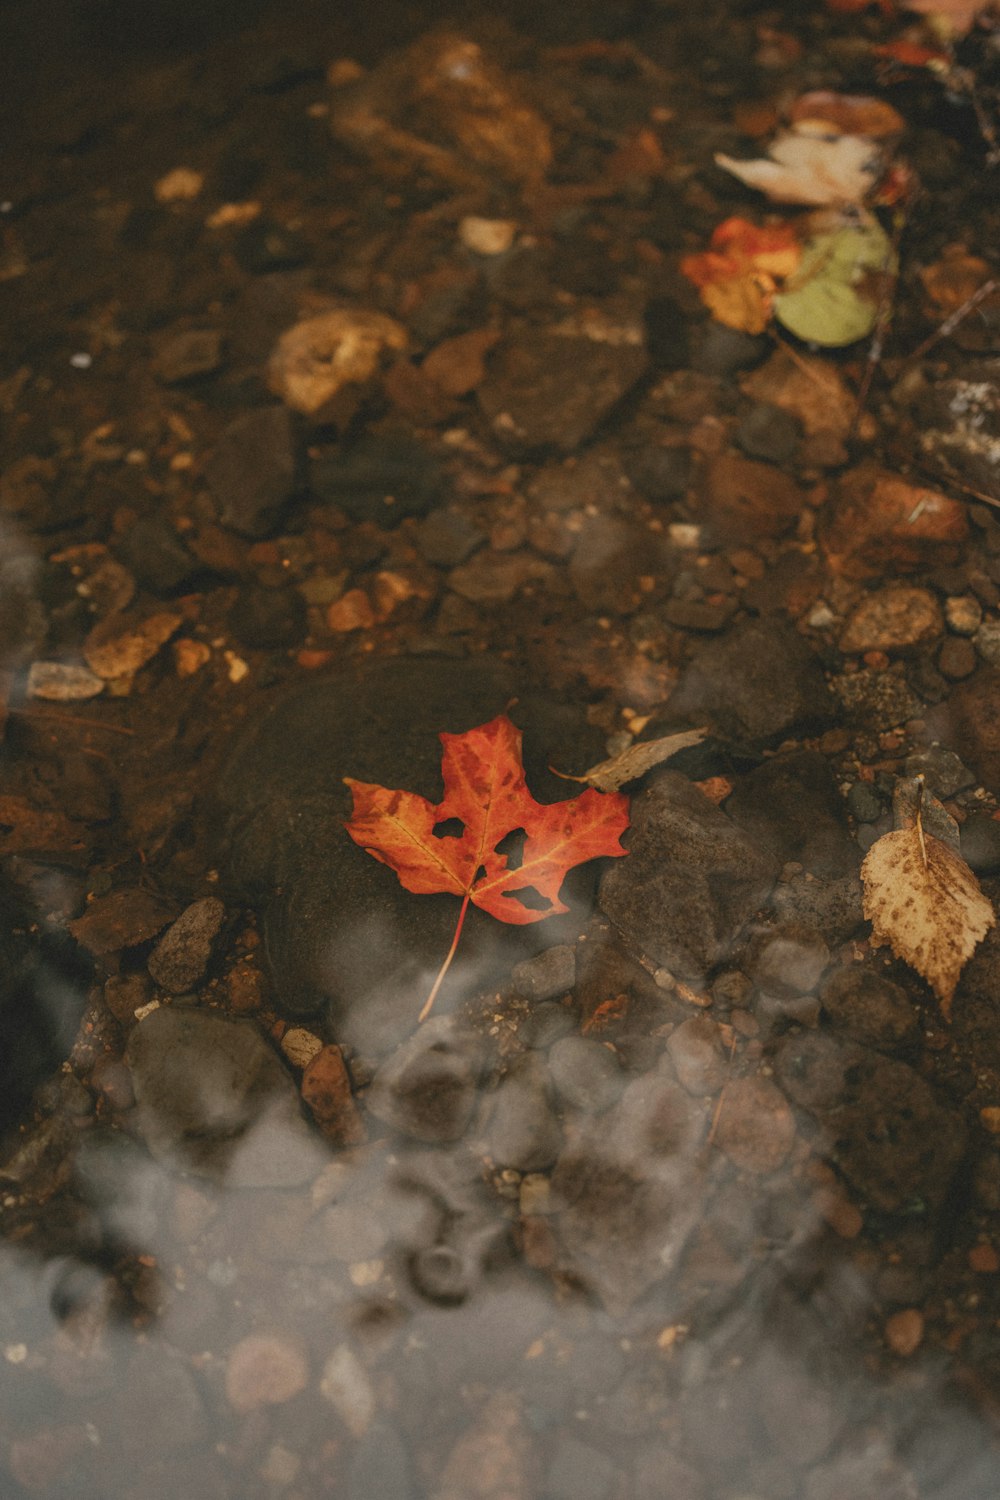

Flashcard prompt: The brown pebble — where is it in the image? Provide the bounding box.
[225,1332,309,1413]
[938,635,977,681]
[968,1242,1000,1274]
[885,1307,924,1357]
[713,1075,796,1174]
[819,1193,863,1240]
[841,587,943,655]
[327,588,375,631]
[226,960,265,1013]
[302,1045,366,1146]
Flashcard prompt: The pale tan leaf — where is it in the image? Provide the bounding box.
[554,728,705,792]
[715,130,881,207]
[861,827,995,1018]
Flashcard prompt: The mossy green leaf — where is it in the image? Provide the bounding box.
[773,219,895,347]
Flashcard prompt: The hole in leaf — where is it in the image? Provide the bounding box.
[474,864,487,884]
[504,886,552,913]
[494,826,527,870]
[432,818,464,840]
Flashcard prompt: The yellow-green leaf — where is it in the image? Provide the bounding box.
[773,219,895,347]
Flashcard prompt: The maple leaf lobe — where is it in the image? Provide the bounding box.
[344,714,630,925]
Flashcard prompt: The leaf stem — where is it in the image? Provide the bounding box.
[419,890,471,1023]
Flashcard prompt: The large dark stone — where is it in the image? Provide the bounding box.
[0,869,90,1141]
[773,1031,966,1213]
[599,771,779,983]
[725,752,859,879]
[211,656,607,1050]
[656,618,834,747]
[204,405,299,538]
[477,333,648,454]
[125,1005,325,1186]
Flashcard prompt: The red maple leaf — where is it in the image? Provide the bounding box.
[344,714,630,1021]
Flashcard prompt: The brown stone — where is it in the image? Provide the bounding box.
[700,452,803,543]
[839,586,943,654]
[713,1075,796,1174]
[225,1332,310,1413]
[821,466,968,578]
[885,1308,924,1357]
[301,1044,366,1145]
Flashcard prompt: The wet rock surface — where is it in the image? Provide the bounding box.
[599,771,779,981]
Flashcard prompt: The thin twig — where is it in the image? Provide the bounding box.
[905,277,999,366]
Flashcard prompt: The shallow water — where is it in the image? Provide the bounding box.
[2,1,1000,1496]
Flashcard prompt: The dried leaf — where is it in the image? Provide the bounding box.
[862,826,995,1017]
[553,728,705,791]
[716,129,883,207]
[680,216,801,333]
[345,714,630,1019]
[788,91,905,139]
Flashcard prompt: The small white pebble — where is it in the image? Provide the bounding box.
[459,215,517,256]
[668,523,700,549]
[69,352,92,369]
[224,650,249,684]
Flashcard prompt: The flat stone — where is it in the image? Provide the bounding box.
[774,1032,966,1211]
[126,1005,326,1185]
[600,772,779,983]
[147,897,225,993]
[961,812,1000,874]
[205,405,299,538]
[939,635,977,679]
[736,401,802,463]
[225,1333,309,1413]
[27,661,104,701]
[839,586,943,654]
[227,586,307,649]
[551,1059,708,1310]
[69,886,177,956]
[433,1392,536,1500]
[699,452,803,543]
[477,332,648,453]
[904,743,975,799]
[660,618,834,746]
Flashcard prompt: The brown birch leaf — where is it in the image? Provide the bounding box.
[861,826,995,1018]
[551,728,706,792]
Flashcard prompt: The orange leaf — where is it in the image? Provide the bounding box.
[345,715,630,1019]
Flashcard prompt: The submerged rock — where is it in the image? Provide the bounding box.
[126,1006,326,1186]
[659,618,834,746]
[599,771,779,983]
[774,1031,966,1213]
